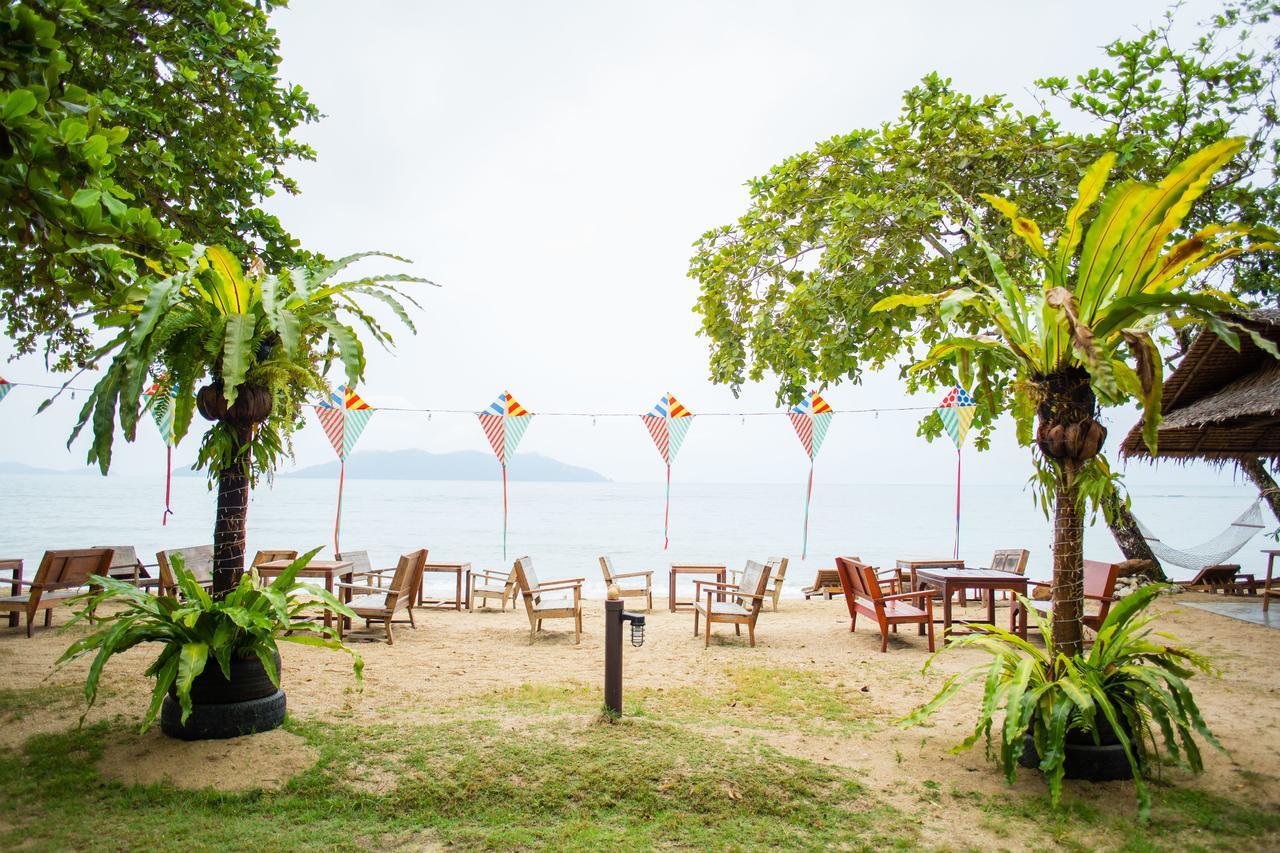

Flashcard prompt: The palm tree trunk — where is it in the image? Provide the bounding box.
[1052,459,1085,656]
[1240,456,1280,526]
[1102,485,1167,581]
[212,425,252,594]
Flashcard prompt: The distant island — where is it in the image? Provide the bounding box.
[285,449,608,482]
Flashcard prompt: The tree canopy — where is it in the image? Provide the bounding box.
[1,1,317,370]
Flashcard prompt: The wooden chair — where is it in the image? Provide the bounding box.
[974,548,1030,603]
[155,546,215,596]
[803,567,847,599]
[1175,564,1257,595]
[834,556,935,653]
[512,556,584,644]
[334,549,427,644]
[251,549,299,568]
[598,556,653,611]
[92,545,157,585]
[692,560,772,647]
[0,548,114,637]
[469,566,517,610]
[1011,560,1120,640]
[733,556,789,611]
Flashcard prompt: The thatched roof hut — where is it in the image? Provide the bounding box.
[1120,310,1280,463]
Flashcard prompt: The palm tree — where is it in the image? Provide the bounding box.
[876,138,1277,655]
[67,245,427,592]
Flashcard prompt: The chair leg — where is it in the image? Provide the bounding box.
[44,609,52,627]
[850,609,857,632]
[26,611,35,638]
[385,620,394,645]
[575,610,582,644]
[734,623,740,636]
[705,618,711,648]
[880,630,888,652]
[693,609,699,636]
[748,621,756,647]
[926,619,935,653]
[530,622,537,643]
[408,606,417,629]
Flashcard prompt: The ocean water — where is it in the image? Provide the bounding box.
[0,474,1269,596]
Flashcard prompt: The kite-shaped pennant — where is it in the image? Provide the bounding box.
[641,392,693,549]
[0,376,11,405]
[788,391,833,559]
[145,380,179,525]
[477,391,533,559]
[937,386,976,558]
[313,385,374,555]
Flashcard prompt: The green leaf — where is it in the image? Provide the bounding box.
[220,313,256,405]
[2,88,38,121]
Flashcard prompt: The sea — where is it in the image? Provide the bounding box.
[1,474,1270,597]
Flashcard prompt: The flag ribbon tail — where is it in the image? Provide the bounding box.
[502,463,509,561]
[802,462,814,560]
[664,463,671,550]
[954,448,962,559]
[335,457,345,557]
[162,445,173,526]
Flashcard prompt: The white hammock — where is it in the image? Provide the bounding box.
[1134,500,1266,572]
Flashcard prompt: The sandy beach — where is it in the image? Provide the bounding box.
[3,588,1278,848]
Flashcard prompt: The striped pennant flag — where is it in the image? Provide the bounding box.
[788,391,834,559]
[641,392,693,549]
[313,385,376,554]
[0,376,11,405]
[476,391,533,559]
[938,386,976,558]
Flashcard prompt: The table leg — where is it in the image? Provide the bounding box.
[987,588,996,626]
[942,583,954,638]
[669,572,677,612]
[1266,555,1276,613]
[455,569,463,610]
[324,575,335,632]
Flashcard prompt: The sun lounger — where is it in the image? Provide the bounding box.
[803,567,847,599]
[599,556,653,611]
[513,556,584,644]
[0,548,114,637]
[1175,564,1257,595]
[692,560,772,647]
[835,556,935,653]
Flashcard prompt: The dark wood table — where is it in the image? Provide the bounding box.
[669,564,726,611]
[1263,550,1280,612]
[418,561,470,610]
[256,559,354,633]
[914,568,1029,637]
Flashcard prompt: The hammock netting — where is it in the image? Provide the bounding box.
[1134,500,1266,572]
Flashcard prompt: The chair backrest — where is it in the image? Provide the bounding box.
[767,556,789,586]
[156,545,214,593]
[512,556,539,619]
[336,550,375,574]
[34,548,115,591]
[1084,560,1121,608]
[93,545,141,580]
[598,556,615,584]
[251,549,298,568]
[733,560,772,612]
[835,556,883,603]
[380,549,427,611]
[990,549,1029,575]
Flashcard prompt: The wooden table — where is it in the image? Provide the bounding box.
[1263,550,1280,612]
[895,558,965,592]
[256,559,354,633]
[1,559,21,628]
[418,561,471,610]
[669,564,726,611]
[914,568,1029,637]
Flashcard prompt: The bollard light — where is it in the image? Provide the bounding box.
[623,611,645,647]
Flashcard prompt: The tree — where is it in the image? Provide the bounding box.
[689,0,1279,575]
[1,1,317,371]
[874,140,1276,654]
[66,245,426,592]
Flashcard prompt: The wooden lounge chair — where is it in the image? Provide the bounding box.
[692,560,772,647]
[334,549,427,644]
[252,549,299,568]
[156,546,215,596]
[469,566,517,610]
[598,556,653,611]
[0,548,114,637]
[1011,559,1120,640]
[834,556,935,653]
[1175,564,1257,595]
[512,556,584,644]
[92,545,157,585]
[803,568,844,599]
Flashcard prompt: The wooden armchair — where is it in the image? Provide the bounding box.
[155,546,215,596]
[0,548,114,637]
[334,549,427,644]
[731,556,789,611]
[252,549,299,568]
[512,556,584,644]
[92,545,157,585]
[598,556,652,611]
[834,556,935,653]
[692,560,772,647]
[970,548,1029,603]
[1011,559,1120,640]
[469,566,517,610]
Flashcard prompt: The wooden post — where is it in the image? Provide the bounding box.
[604,586,623,716]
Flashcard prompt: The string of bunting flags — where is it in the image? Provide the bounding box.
[0,377,976,557]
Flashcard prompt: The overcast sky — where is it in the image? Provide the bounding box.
[0,0,1250,488]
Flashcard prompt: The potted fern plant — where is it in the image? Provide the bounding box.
[901,584,1221,819]
[58,549,361,739]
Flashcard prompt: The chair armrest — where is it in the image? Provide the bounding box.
[536,578,585,588]
[333,582,399,595]
[1082,592,1117,603]
[692,580,740,591]
[714,590,767,602]
[471,570,511,581]
[878,590,932,603]
[610,570,652,579]
[527,581,583,594]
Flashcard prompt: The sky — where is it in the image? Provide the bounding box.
[0,0,1253,488]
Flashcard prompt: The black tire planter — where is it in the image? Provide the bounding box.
[160,650,286,741]
[1018,722,1136,782]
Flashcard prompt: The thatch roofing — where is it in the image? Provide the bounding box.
[1120,310,1280,462]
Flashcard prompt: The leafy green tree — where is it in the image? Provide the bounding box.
[1,1,317,371]
[689,0,1279,574]
[874,139,1276,654]
[67,245,426,592]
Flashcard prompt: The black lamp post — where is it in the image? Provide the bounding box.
[604,585,645,717]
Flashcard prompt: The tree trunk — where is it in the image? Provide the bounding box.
[212,425,252,594]
[1102,485,1167,581]
[1239,456,1280,527]
[1051,459,1085,656]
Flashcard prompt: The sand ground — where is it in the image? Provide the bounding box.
[2,588,1278,846]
